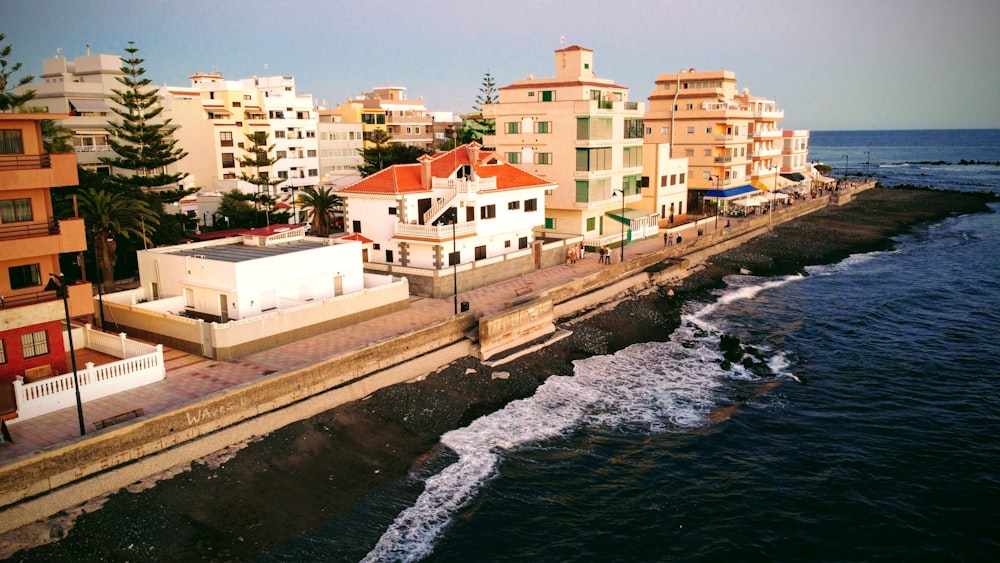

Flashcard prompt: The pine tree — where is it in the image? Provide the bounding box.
[0,34,35,111]
[472,71,497,137]
[100,41,188,194]
[239,130,283,227]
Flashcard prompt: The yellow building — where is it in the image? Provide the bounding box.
[483,46,658,248]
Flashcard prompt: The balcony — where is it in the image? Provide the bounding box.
[0,217,87,261]
[395,220,477,242]
[0,153,79,191]
[0,281,94,330]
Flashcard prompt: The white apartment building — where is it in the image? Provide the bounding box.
[317,109,363,188]
[337,142,552,271]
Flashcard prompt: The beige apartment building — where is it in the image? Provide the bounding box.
[483,45,658,248]
[645,69,805,211]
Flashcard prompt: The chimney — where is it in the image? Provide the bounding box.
[418,154,433,189]
[468,141,481,175]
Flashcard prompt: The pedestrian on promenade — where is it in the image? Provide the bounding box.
[578,243,586,260]
[664,232,669,246]
[676,234,682,245]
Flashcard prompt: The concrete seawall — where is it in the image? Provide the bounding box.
[0,184,868,534]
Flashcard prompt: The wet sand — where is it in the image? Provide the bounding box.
[5,186,996,561]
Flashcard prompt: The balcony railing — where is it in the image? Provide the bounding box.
[0,153,51,171]
[0,218,60,241]
[714,156,733,163]
[0,289,59,310]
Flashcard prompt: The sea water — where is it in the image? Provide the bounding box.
[270,130,1000,562]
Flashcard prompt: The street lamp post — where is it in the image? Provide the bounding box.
[611,189,626,263]
[451,210,458,314]
[43,274,86,436]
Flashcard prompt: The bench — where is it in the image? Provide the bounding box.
[514,286,533,297]
[94,408,144,430]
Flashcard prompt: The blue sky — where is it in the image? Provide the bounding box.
[4,0,999,131]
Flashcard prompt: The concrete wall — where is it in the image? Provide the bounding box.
[103,279,411,360]
[479,299,555,360]
[0,313,479,516]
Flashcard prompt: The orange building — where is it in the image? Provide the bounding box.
[1,113,90,416]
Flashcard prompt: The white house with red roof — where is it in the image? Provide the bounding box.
[336,143,557,296]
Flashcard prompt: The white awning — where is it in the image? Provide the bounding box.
[69,99,109,113]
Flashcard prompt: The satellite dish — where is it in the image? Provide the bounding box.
[741,87,750,96]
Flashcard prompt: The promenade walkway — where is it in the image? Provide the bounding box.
[0,210,757,462]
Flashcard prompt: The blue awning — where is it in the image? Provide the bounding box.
[704,184,759,199]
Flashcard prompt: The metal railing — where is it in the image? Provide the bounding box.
[0,153,51,171]
[0,218,60,241]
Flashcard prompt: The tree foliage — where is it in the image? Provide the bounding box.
[295,185,342,237]
[216,190,258,229]
[100,41,189,194]
[239,130,284,226]
[471,70,497,137]
[74,187,160,291]
[357,130,433,177]
[0,34,35,111]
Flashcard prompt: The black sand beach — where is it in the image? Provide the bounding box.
[6,186,996,562]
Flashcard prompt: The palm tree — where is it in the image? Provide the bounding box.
[75,187,160,291]
[296,185,342,237]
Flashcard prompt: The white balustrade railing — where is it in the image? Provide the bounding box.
[10,340,166,423]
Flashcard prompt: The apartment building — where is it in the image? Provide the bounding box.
[336,142,552,295]
[1,113,92,413]
[328,98,387,148]
[483,46,658,248]
[317,109,363,188]
[645,69,802,210]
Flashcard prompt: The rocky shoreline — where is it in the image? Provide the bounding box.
[7,186,997,561]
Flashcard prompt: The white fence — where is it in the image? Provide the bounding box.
[10,325,166,423]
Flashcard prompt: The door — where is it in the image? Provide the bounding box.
[219,294,229,322]
[333,275,343,296]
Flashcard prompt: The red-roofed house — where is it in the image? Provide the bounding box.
[336,143,555,296]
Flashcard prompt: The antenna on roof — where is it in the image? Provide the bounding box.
[560,36,566,47]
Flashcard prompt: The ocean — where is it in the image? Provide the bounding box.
[318,130,998,562]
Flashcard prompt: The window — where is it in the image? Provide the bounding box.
[519,236,528,249]
[660,126,669,135]
[388,206,397,215]
[353,220,362,233]
[278,170,289,179]
[221,153,235,168]
[622,146,642,168]
[448,250,460,266]
[704,149,712,157]
[545,218,555,229]
[480,204,496,219]
[0,198,33,223]
[625,118,644,139]
[670,174,677,185]
[9,263,41,289]
[576,117,613,140]
[508,201,520,210]
[475,245,486,260]
[660,176,667,187]
[575,147,612,172]
[505,122,520,134]
[505,240,511,248]
[21,330,49,359]
[524,198,538,211]
[274,130,286,138]
[276,150,287,159]
[705,127,712,134]
[232,101,242,108]
[686,103,694,110]
[0,130,24,154]
[537,152,552,165]
[536,121,551,133]
[386,250,393,263]
[541,90,555,102]
[686,126,695,134]
[685,148,694,157]
[505,152,520,164]
[307,149,317,157]
[586,217,596,231]
[623,174,641,195]
[219,131,234,147]
[575,178,609,203]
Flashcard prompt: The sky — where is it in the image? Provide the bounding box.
[4,0,1000,131]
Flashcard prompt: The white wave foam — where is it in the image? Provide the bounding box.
[364,284,797,561]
